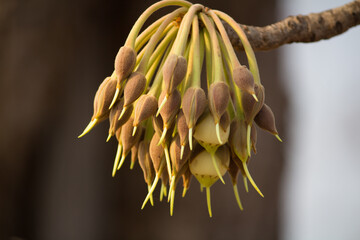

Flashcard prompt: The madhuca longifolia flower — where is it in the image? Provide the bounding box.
[78,0,282,217]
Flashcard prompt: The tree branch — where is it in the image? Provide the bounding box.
[226,0,360,51]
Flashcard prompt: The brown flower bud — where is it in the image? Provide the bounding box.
[114,46,136,81]
[138,141,154,185]
[130,130,144,169]
[130,144,139,169]
[216,145,230,168]
[108,99,133,139]
[161,168,169,186]
[152,115,164,137]
[123,72,146,107]
[241,83,265,123]
[170,135,190,173]
[182,87,207,128]
[133,94,158,126]
[230,151,249,183]
[254,103,278,135]
[152,115,175,144]
[182,166,192,196]
[120,118,142,158]
[176,110,189,146]
[163,53,187,94]
[229,119,248,162]
[208,82,230,123]
[219,111,230,132]
[158,89,181,125]
[149,133,164,173]
[115,127,122,143]
[233,65,255,95]
[123,72,146,104]
[93,77,117,121]
[228,158,240,185]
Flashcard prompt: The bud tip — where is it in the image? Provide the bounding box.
[132,126,138,136]
[275,134,283,142]
[180,145,185,160]
[106,133,112,142]
[157,128,168,146]
[215,123,223,145]
[206,187,212,218]
[78,118,98,138]
[188,128,193,150]
[118,106,127,120]
[251,93,258,102]
[109,88,120,110]
[156,96,168,117]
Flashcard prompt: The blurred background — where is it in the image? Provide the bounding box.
[0,0,359,239]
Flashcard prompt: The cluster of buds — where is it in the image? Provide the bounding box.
[79,0,281,217]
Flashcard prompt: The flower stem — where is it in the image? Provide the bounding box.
[147,40,174,97]
[207,10,241,69]
[213,10,261,84]
[203,28,212,89]
[137,7,187,74]
[199,12,224,84]
[125,0,192,48]
[135,14,168,52]
[171,4,203,56]
[144,27,179,89]
[190,15,201,88]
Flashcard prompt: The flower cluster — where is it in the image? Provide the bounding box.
[79,0,281,217]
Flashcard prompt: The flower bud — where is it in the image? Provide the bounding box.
[170,135,190,173]
[176,110,189,147]
[163,53,187,95]
[138,141,154,185]
[123,72,146,107]
[182,167,192,197]
[233,65,255,95]
[241,83,265,123]
[158,89,181,125]
[208,82,230,123]
[228,157,240,185]
[108,99,133,139]
[149,133,164,172]
[130,130,144,169]
[92,77,117,121]
[115,127,122,143]
[152,115,164,137]
[182,87,207,128]
[194,112,230,146]
[229,119,248,162]
[254,103,279,135]
[120,118,142,158]
[189,146,230,187]
[133,94,158,127]
[228,154,245,210]
[114,46,136,81]
[219,111,230,132]
[130,144,139,169]
[161,168,169,186]
[152,115,175,144]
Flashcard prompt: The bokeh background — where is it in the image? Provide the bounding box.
[0,0,359,239]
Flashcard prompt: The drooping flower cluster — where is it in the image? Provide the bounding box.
[79,0,281,217]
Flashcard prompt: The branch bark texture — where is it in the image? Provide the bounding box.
[226,0,360,51]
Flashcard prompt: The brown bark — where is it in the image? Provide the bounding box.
[226,0,360,51]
